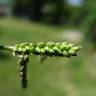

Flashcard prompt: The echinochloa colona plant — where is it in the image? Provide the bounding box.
[0,42,82,89]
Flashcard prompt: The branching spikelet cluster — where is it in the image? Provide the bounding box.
[0,42,81,89]
[12,42,82,57]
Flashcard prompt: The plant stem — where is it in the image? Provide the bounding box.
[0,45,14,51]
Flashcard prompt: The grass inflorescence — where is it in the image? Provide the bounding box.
[0,42,82,89]
[13,42,82,57]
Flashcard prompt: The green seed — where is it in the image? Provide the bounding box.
[68,50,76,55]
[63,51,68,56]
[20,72,23,76]
[60,45,67,51]
[46,42,55,47]
[67,43,74,48]
[13,47,18,52]
[22,48,26,52]
[13,52,16,56]
[44,46,49,51]
[71,47,79,51]
[40,48,45,53]
[35,47,41,53]
[48,48,54,54]
[55,43,60,48]
[25,46,30,50]
[18,47,22,52]
[37,42,45,48]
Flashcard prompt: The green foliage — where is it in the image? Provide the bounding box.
[81,9,96,33]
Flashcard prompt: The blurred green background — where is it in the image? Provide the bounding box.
[0,0,96,96]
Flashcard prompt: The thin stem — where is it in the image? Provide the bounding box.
[0,45,14,51]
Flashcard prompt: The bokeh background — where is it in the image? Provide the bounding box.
[0,0,96,96]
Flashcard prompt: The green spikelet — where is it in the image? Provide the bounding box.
[13,42,82,57]
[18,55,29,89]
